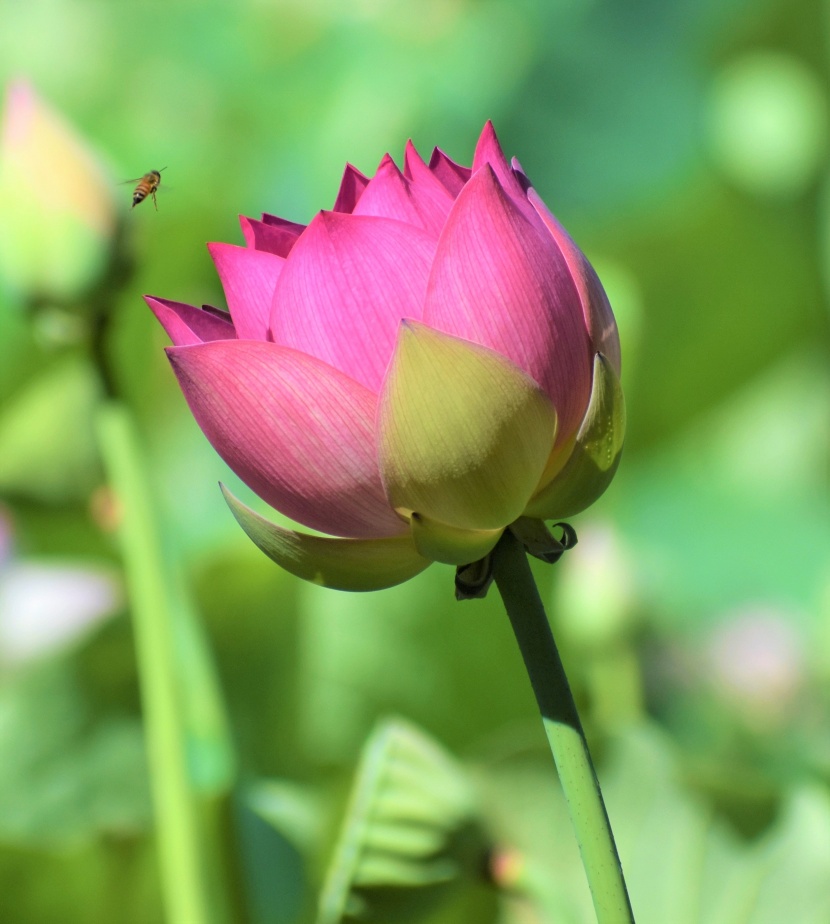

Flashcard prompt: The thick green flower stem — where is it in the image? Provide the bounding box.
[491,530,635,924]
[96,402,243,924]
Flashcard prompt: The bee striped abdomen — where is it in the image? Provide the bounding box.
[131,170,163,209]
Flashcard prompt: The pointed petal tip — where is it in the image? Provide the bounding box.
[476,119,501,150]
[147,295,236,345]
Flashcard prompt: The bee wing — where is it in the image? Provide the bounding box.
[118,177,144,185]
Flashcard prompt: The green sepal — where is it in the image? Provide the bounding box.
[410,512,504,566]
[221,485,430,591]
[509,516,577,564]
[379,321,557,531]
[455,555,494,600]
[524,353,625,519]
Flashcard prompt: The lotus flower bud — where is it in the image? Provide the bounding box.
[148,123,625,590]
[0,81,117,304]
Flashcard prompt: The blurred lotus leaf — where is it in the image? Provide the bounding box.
[317,717,491,923]
[0,358,100,502]
[0,662,150,845]
[484,726,830,923]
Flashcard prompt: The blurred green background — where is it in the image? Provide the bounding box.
[0,0,828,921]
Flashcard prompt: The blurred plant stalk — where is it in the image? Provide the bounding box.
[0,77,247,924]
[97,402,243,924]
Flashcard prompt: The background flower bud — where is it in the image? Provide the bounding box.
[0,81,117,305]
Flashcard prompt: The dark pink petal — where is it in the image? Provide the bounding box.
[423,165,593,447]
[428,147,472,197]
[201,304,232,321]
[270,211,435,393]
[527,187,621,375]
[261,213,306,234]
[167,339,406,539]
[145,296,237,346]
[510,156,532,192]
[402,140,456,233]
[208,242,284,341]
[472,121,540,227]
[240,215,302,257]
[332,163,370,213]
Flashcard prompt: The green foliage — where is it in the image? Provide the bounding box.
[316,718,489,923]
[0,0,828,920]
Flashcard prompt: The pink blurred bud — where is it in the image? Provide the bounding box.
[0,80,117,302]
[147,124,625,589]
[705,606,805,728]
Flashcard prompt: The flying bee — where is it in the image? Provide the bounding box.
[124,168,166,209]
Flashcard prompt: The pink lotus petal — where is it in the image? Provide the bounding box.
[270,211,435,393]
[423,165,592,446]
[472,121,540,227]
[402,140,428,180]
[402,140,456,234]
[333,162,370,213]
[527,187,621,375]
[351,154,440,236]
[208,242,284,341]
[145,296,237,346]
[240,215,302,257]
[167,339,406,538]
[428,147,472,197]
[512,155,620,373]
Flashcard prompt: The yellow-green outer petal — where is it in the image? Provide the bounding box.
[525,353,625,520]
[379,321,557,530]
[410,513,504,565]
[221,485,430,591]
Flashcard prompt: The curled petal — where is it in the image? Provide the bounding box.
[145,296,236,346]
[240,215,303,258]
[409,512,503,566]
[527,188,621,375]
[167,339,406,538]
[333,163,370,213]
[424,165,592,446]
[208,242,284,341]
[270,211,434,393]
[379,321,557,531]
[525,353,625,520]
[428,147,472,197]
[223,486,430,591]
